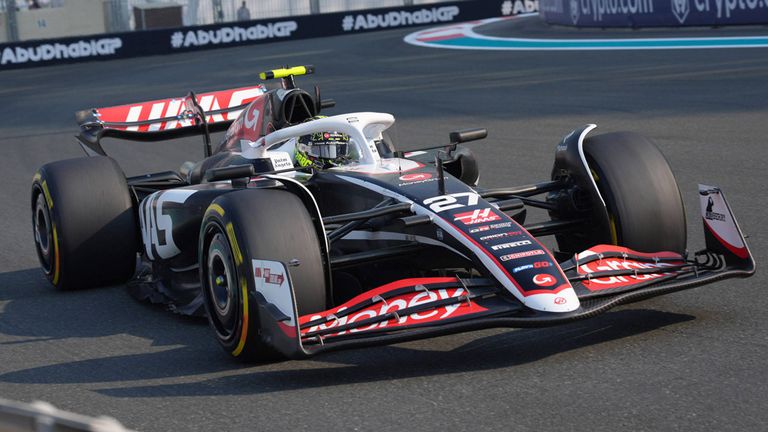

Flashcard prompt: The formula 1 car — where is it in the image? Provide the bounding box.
[31,66,755,361]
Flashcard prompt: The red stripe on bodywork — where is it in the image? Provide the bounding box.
[576,245,685,292]
[704,220,749,259]
[298,277,488,338]
[583,244,683,260]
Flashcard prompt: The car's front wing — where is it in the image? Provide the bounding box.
[251,184,754,358]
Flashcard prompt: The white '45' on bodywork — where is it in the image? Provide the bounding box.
[139,189,197,260]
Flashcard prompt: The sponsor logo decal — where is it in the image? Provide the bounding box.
[699,186,748,258]
[501,0,538,16]
[579,257,678,290]
[513,264,533,273]
[1,38,122,65]
[478,231,523,241]
[170,21,298,49]
[554,297,567,305]
[570,0,655,23]
[400,172,432,182]
[513,261,551,273]
[254,266,285,285]
[672,0,690,23]
[341,6,459,31]
[454,208,501,225]
[705,196,726,221]
[244,106,260,129]
[490,240,532,251]
[252,259,295,326]
[500,249,546,261]
[270,154,294,170]
[471,221,515,233]
[570,0,580,23]
[98,86,264,132]
[398,172,437,186]
[532,273,557,287]
[489,221,513,229]
[300,285,486,338]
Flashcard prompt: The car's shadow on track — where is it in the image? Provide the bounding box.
[0,269,696,397]
[0,268,234,379]
[94,308,694,398]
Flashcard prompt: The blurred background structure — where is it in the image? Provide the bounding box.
[0,0,458,42]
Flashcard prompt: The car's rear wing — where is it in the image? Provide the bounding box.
[75,85,266,157]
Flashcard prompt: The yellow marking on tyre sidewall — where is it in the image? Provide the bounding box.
[33,172,41,183]
[590,168,618,245]
[38,179,60,284]
[608,214,619,245]
[225,222,243,266]
[231,276,249,357]
[41,180,53,209]
[223,222,248,356]
[207,203,225,217]
[52,223,60,285]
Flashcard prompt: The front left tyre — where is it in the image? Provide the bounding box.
[199,188,328,362]
[31,156,138,290]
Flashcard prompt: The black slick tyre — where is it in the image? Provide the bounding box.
[31,156,138,290]
[199,188,327,361]
[584,131,687,254]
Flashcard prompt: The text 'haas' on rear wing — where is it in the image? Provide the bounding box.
[74,85,266,156]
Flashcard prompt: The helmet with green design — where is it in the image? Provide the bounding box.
[294,130,352,169]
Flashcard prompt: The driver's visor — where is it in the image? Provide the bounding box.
[308,131,349,160]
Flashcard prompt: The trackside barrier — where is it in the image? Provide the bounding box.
[539,0,768,27]
[0,0,537,71]
[0,398,136,432]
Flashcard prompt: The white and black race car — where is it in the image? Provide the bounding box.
[31,66,755,360]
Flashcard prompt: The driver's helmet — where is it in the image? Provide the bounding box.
[294,130,351,169]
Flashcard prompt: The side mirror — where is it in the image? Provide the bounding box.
[314,85,336,112]
[449,128,487,144]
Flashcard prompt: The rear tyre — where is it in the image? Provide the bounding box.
[583,132,686,254]
[31,156,138,290]
[199,188,328,361]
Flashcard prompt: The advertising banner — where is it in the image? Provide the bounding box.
[540,0,768,27]
[0,1,517,70]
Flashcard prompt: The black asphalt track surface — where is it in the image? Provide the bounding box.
[1,15,766,432]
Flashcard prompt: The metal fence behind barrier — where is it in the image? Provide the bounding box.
[104,0,455,32]
[1,0,461,41]
[1,0,496,69]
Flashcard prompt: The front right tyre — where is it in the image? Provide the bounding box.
[553,131,687,255]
